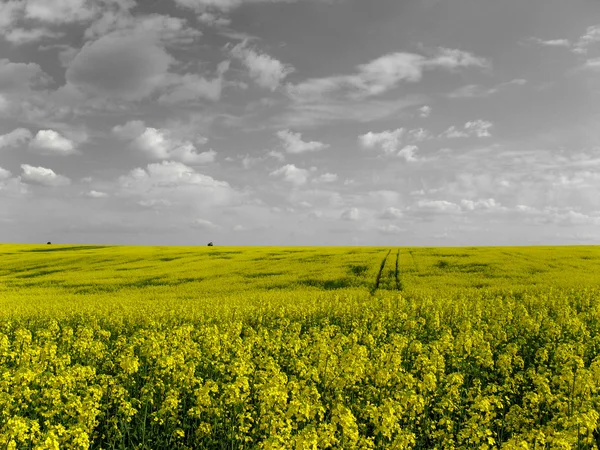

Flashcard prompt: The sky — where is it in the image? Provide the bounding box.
[1,0,600,246]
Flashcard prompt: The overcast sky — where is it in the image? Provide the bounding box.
[1,0,600,246]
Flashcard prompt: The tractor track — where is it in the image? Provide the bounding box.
[371,249,392,294]
[394,249,403,291]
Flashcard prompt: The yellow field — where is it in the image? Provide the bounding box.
[1,244,599,449]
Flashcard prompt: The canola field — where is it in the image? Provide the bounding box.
[1,244,599,449]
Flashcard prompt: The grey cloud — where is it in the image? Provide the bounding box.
[65,33,174,101]
[0,128,33,149]
[0,59,54,92]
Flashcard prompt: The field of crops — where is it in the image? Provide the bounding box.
[1,244,599,449]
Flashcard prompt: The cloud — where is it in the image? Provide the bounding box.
[359,128,421,161]
[440,120,492,138]
[21,164,71,186]
[191,218,220,229]
[287,47,487,104]
[573,25,600,54]
[423,47,491,70]
[341,207,360,221]
[230,41,294,91]
[84,190,109,198]
[158,66,229,103]
[447,79,526,98]
[29,130,77,155]
[113,121,216,164]
[583,57,600,71]
[119,161,236,207]
[0,59,54,92]
[314,172,338,183]
[530,37,571,47]
[3,27,65,45]
[0,166,12,180]
[407,128,431,142]
[198,12,231,26]
[397,145,418,162]
[359,128,404,155]
[0,1,24,29]
[460,198,503,211]
[276,129,329,154]
[0,128,33,149]
[464,120,493,137]
[84,11,202,45]
[274,95,425,129]
[270,164,310,186]
[65,33,174,101]
[414,200,461,213]
[380,207,403,219]
[25,0,99,24]
[288,52,425,102]
[419,105,431,118]
[174,0,337,13]
[377,224,405,235]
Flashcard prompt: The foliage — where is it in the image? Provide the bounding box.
[0,244,599,449]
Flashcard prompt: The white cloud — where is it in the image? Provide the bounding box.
[0,128,33,149]
[85,190,109,198]
[423,47,491,70]
[359,128,404,155]
[447,79,526,98]
[407,128,432,143]
[398,145,418,162]
[0,167,12,180]
[359,129,420,161]
[460,198,503,211]
[270,164,309,185]
[573,25,600,54]
[138,199,172,208]
[377,224,404,235]
[314,172,338,183]
[197,12,231,26]
[119,161,236,208]
[530,37,571,47]
[230,41,294,91]
[112,120,146,140]
[341,207,360,221]
[288,52,425,101]
[3,27,65,45]
[275,96,425,129]
[276,129,329,154]
[192,218,220,229]
[174,0,337,13]
[158,61,229,104]
[85,12,202,45]
[380,207,403,219]
[29,129,77,155]
[419,105,431,118]
[113,121,216,164]
[465,120,493,137]
[583,57,600,71]
[440,120,493,138]
[25,0,99,24]
[415,200,461,213]
[439,126,468,138]
[21,164,71,186]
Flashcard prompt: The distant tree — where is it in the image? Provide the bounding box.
[207,242,214,246]
[47,242,51,245]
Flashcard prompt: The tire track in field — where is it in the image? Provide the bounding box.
[394,249,403,291]
[371,249,391,294]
